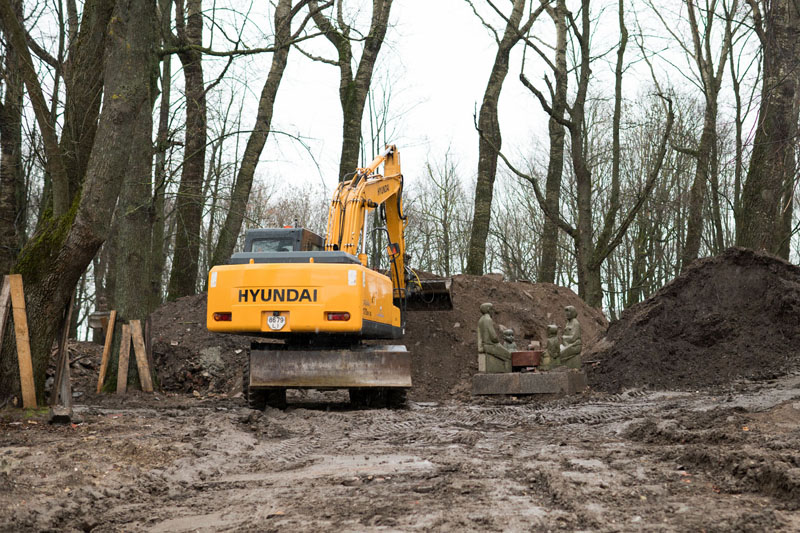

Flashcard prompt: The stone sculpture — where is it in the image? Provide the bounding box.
[559,305,582,369]
[543,324,559,370]
[477,303,512,373]
[502,328,518,352]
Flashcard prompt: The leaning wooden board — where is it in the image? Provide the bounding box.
[96,310,117,393]
[0,277,11,343]
[117,324,131,394]
[129,320,153,392]
[8,275,36,408]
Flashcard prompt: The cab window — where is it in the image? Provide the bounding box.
[251,238,295,253]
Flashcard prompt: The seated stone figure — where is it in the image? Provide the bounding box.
[477,303,512,373]
[502,328,518,352]
[543,324,559,370]
[559,305,582,369]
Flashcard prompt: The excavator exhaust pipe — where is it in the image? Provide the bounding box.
[405,278,453,311]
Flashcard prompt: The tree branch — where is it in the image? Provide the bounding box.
[473,110,576,238]
[519,72,574,128]
[597,96,675,264]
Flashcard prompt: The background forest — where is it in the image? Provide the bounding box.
[0,0,798,399]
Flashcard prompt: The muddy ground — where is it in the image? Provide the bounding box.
[2,372,799,532]
[3,251,800,531]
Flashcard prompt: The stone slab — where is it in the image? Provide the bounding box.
[472,371,587,396]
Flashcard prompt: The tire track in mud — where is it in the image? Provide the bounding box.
[256,434,323,465]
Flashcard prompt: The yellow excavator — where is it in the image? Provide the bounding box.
[206,145,451,408]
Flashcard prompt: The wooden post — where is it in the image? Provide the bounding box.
[8,275,36,409]
[50,296,74,408]
[130,320,153,392]
[117,324,131,394]
[97,310,117,393]
[144,317,155,386]
[0,277,10,344]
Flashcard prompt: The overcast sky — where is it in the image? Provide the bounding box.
[255,0,556,194]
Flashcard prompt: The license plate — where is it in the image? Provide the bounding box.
[267,315,286,330]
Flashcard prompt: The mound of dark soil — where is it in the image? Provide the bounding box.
[149,296,254,394]
[587,248,800,392]
[146,275,606,402]
[402,274,606,401]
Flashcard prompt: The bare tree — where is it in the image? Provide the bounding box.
[504,0,675,307]
[536,0,568,284]
[648,0,738,269]
[464,0,545,275]
[306,0,393,180]
[211,0,319,267]
[411,151,471,277]
[736,0,800,257]
[167,0,207,300]
[0,0,156,402]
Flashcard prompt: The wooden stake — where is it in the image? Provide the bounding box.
[0,277,11,347]
[97,310,117,393]
[144,317,155,385]
[8,275,36,409]
[130,320,153,392]
[117,324,131,394]
[50,296,74,408]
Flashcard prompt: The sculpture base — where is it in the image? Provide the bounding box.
[471,370,587,396]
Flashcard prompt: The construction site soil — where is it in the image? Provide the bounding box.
[588,248,800,392]
[146,274,608,402]
[2,250,800,531]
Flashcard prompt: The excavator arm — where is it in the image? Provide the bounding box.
[325,145,408,300]
[324,145,451,311]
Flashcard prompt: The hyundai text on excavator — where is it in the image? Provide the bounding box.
[206,145,451,408]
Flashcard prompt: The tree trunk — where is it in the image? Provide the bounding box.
[310,0,393,181]
[167,0,206,300]
[0,0,156,403]
[737,0,800,257]
[115,82,157,320]
[537,0,568,284]
[465,0,528,275]
[211,0,295,266]
[0,0,24,274]
[681,103,716,269]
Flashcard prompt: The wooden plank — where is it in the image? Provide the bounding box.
[144,316,156,389]
[97,310,117,393]
[0,277,11,355]
[8,275,36,409]
[116,324,131,394]
[58,346,73,409]
[129,320,153,392]
[50,296,74,407]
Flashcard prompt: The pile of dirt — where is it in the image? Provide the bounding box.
[146,275,607,402]
[402,274,607,401]
[149,297,255,394]
[587,248,800,392]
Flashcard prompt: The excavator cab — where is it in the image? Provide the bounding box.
[243,228,324,253]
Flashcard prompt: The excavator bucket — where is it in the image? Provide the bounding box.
[406,278,453,311]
